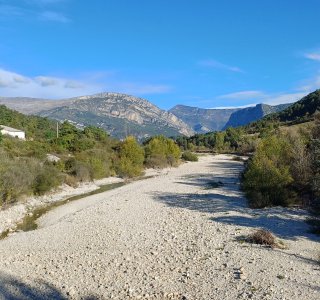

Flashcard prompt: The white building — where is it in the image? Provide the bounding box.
[0,125,25,140]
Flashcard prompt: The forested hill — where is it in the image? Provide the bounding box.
[243,90,320,133]
[0,105,56,140]
[266,89,320,123]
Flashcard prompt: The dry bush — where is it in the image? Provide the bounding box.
[249,229,276,247]
[64,175,79,188]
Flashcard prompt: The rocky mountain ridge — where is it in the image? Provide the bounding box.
[0,92,294,138]
[37,93,194,139]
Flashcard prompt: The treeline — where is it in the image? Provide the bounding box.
[175,127,257,154]
[0,105,184,207]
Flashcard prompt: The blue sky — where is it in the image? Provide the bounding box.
[0,0,320,109]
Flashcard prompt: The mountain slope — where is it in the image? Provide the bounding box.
[38,93,194,139]
[266,89,320,123]
[223,103,291,129]
[169,105,239,132]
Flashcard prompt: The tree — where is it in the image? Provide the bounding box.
[117,136,145,178]
[242,135,294,208]
[144,135,181,167]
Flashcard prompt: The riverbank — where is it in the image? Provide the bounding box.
[0,177,125,237]
[0,154,319,299]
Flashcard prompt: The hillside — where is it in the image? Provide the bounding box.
[0,105,56,140]
[267,89,320,123]
[169,105,239,132]
[245,90,320,132]
[223,103,291,129]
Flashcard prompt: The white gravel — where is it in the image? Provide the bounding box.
[0,177,124,236]
[0,154,319,300]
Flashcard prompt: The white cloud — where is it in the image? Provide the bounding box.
[64,80,85,89]
[198,59,244,73]
[218,90,266,100]
[0,68,172,99]
[35,76,58,86]
[210,104,256,109]
[304,52,320,62]
[214,89,308,107]
[262,92,307,106]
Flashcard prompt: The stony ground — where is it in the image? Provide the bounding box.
[0,154,319,300]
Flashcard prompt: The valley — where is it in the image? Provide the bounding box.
[0,155,318,299]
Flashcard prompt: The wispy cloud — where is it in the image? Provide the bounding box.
[218,90,266,100]
[39,11,70,23]
[262,92,307,106]
[214,90,307,106]
[198,59,244,73]
[0,1,70,23]
[0,68,172,99]
[304,52,320,62]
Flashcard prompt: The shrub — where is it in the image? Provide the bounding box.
[64,174,78,188]
[144,135,181,168]
[242,135,295,208]
[32,164,63,195]
[181,151,198,161]
[76,148,115,179]
[64,158,92,181]
[249,229,275,246]
[0,155,39,206]
[116,136,145,178]
[248,229,286,249]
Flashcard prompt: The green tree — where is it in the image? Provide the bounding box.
[144,135,181,167]
[117,136,145,177]
[242,135,294,208]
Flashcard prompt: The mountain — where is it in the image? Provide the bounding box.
[169,105,240,132]
[35,93,194,140]
[223,103,291,129]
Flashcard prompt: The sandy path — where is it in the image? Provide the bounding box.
[0,154,319,300]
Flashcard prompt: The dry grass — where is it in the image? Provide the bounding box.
[248,229,287,249]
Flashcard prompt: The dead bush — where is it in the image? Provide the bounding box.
[249,229,276,247]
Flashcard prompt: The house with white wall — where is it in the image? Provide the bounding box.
[0,125,25,140]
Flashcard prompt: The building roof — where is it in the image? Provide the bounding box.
[0,125,24,133]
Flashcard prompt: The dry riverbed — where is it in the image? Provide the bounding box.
[0,154,319,300]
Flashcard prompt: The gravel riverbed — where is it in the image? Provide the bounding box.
[0,154,319,300]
